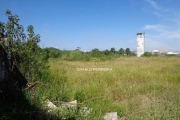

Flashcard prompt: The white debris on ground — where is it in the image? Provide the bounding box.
[44,99,117,119]
[44,99,57,113]
[45,99,57,109]
[79,107,92,116]
[103,112,118,120]
[61,100,77,107]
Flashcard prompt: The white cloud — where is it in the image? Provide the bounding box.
[145,0,168,12]
[167,31,180,39]
[146,0,159,10]
[143,15,180,52]
[145,37,170,50]
[144,34,180,52]
[144,24,165,31]
[144,23,180,39]
[151,11,162,17]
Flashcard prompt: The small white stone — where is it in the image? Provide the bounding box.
[45,99,57,110]
[103,112,118,120]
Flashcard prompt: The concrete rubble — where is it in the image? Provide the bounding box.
[44,99,91,115]
[103,112,118,120]
[44,99,57,113]
[45,99,57,109]
[44,99,117,119]
[61,100,77,107]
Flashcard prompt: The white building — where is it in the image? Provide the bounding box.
[137,33,145,57]
[152,50,159,55]
[167,52,178,55]
[152,50,159,53]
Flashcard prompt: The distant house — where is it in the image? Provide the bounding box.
[152,50,159,55]
[167,52,178,55]
[159,50,165,54]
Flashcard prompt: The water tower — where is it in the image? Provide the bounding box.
[137,33,145,57]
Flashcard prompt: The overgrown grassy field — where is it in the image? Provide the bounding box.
[31,56,180,119]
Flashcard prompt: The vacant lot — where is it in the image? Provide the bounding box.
[37,57,180,119]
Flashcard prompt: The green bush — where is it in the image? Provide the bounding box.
[68,50,82,61]
[143,52,152,57]
[0,10,49,83]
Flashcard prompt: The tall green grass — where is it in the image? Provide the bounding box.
[27,56,180,119]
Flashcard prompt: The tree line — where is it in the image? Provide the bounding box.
[43,47,136,61]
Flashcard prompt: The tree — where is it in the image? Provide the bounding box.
[76,47,81,51]
[0,10,48,83]
[119,48,125,56]
[125,48,130,56]
[110,47,115,54]
[91,48,101,57]
[104,49,110,55]
[45,47,61,58]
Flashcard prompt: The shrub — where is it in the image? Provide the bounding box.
[0,10,49,83]
[143,52,152,57]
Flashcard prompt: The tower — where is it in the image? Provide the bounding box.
[137,33,145,57]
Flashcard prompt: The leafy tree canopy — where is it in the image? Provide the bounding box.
[125,48,131,56]
[119,48,125,55]
[0,10,48,83]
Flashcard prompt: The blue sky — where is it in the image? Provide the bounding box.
[0,0,180,52]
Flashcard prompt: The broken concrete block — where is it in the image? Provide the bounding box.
[45,99,57,110]
[61,100,77,107]
[103,112,118,120]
